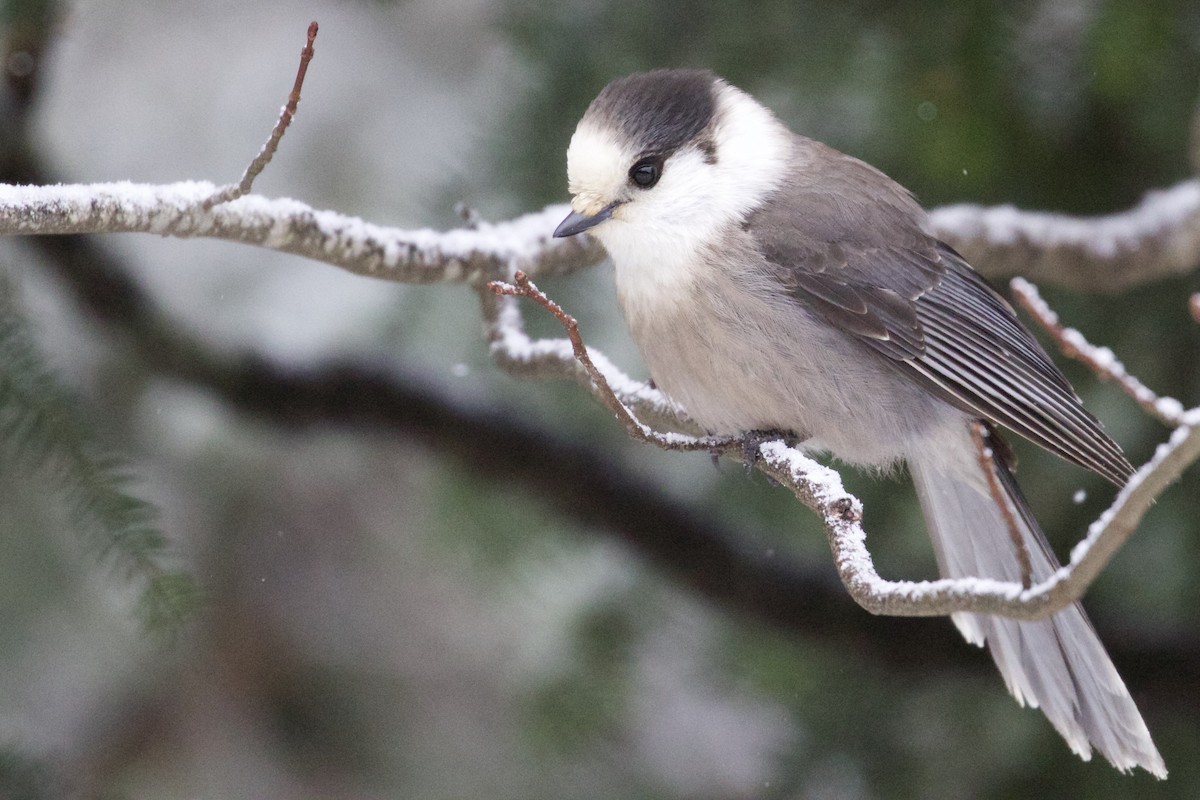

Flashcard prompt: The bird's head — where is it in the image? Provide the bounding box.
[554,69,792,262]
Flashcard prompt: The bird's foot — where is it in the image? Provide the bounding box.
[740,429,794,476]
[707,429,797,477]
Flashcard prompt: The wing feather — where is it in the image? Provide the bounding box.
[762,231,1132,484]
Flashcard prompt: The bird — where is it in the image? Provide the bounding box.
[551,68,1164,777]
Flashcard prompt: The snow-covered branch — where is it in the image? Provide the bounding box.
[3,177,1200,294]
[0,181,602,286]
[2,172,1198,621]
[756,420,1200,620]
[488,268,1200,621]
[1012,278,1191,426]
[931,180,1200,293]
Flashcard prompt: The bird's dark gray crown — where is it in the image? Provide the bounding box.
[583,69,718,157]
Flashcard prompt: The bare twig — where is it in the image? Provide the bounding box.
[203,21,319,209]
[487,271,731,453]
[478,287,688,437]
[1011,277,1188,427]
[971,422,1032,589]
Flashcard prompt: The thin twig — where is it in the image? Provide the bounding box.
[1011,277,1188,427]
[486,271,732,453]
[203,21,318,209]
[971,422,1032,589]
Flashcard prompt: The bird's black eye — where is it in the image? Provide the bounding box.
[629,156,663,189]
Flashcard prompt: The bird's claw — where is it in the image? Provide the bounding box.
[739,429,781,476]
[708,429,798,479]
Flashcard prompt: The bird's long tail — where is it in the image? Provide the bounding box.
[909,422,1165,777]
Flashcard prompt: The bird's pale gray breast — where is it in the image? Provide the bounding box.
[619,223,956,468]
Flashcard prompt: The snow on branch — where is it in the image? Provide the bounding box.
[931,180,1200,293]
[0,182,601,285]
[1,42,1198,621]
[0,16,599,288]
[1,178,1199,294]
[2,177,1199,619]
[1012,278,1190,426]
[490,271,1200,621]
[2,175,1199,297]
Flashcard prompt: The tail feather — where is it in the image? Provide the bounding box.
[909,425,1165,778]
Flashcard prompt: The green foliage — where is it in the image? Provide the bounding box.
[136,570,204,635]
[0,275,200,636]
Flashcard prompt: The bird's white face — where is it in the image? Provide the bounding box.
[561,81,793,313]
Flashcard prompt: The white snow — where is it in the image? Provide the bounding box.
[0,184,584,293]
[1154,396,1185,422]
[932,179,1200,256]
[1074,421,1199,565]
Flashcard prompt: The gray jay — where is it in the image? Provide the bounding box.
[552,69,1164,776]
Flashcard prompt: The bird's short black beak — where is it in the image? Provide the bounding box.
[553,203,617,238]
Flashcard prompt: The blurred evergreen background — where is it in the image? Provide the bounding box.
[1,0,1198,797]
